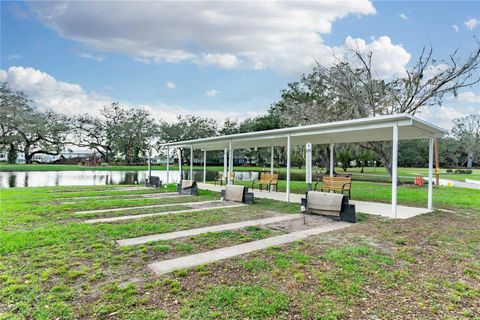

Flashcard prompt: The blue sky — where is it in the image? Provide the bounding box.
[1,1,479,127]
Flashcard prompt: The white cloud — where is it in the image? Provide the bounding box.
[464,18,479,30]
[75,50,105,62]
[199,53,240,69]
[451,91,480,104]
[141,103,259,123]
[452,24,459,33]
[422,64,451,82]
[418,104,480,130]
[0,66,256,123]
[398,13,408,20]
[8,2,29,20]
[28,1,376,74]
[0,66,111,115]
[418,90,480,129]
[205,89,220,97]
[342,36,411,79]
[7,54,22,60]
[165,81,176,90]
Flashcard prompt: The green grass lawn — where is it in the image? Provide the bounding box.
[231,179,480,210]
[2,163,478,181]
[0,184,479,319]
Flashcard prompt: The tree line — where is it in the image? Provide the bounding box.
[1,42,479,171]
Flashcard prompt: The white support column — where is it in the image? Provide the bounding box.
[178,148,182,182]
[270,146,274,191]
[228,141,233,185]
[329,143,334,178]
[147,149,152,181]
[270,146,274,174]
[203,149,207,183]
[286,134,291,202]
[189,146,193,180]
[223,148,228,185]
[391,123,399,219]
[166,146,170,184]
[306,142,312,191]
[428,137,434,210]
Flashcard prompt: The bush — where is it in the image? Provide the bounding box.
[466,169,472,174]
[446,169,453,174]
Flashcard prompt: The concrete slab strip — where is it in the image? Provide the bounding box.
[61,192,184,204]
[117,215,301,246]
[148,221,352,275]
[75,200,219,215]
[83,203,246,224]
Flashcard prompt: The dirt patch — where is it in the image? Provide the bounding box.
[187,200,240,209]
[266,213,333,233]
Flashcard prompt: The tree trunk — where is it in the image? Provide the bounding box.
[364,142,402,185]
[323,146,336,175]
[24,145,32,164]
[467,151,473,168]
[25,154,33,164]
[7,143,17,164]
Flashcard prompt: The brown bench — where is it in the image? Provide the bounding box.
[214,172,235,186]
[252,173,279,192]
[314,176,352,199]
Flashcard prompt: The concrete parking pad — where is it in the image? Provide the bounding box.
[148,221,352,275]
[117,215,301,246]
[83,203,245,224]
[75,200,218,215]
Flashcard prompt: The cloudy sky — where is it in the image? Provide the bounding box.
[1,1,479,128]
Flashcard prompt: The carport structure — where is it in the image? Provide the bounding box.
[159,114,446,218]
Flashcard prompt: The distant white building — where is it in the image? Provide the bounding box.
[0,152,25,163]
[0,149,99,163]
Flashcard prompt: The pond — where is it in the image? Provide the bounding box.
[0,170,308,188]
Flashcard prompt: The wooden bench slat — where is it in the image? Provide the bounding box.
[253,173,279,191]
[318,176,352,198]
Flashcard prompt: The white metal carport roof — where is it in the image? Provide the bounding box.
[158,114,446,151]
[158,114,446,219]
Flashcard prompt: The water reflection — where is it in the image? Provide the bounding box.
[0,169,309,188]
[0,170,307,188]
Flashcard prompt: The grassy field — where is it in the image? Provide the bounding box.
[1,163,479,181]
[230,180,480,210]
[0,184,479,319]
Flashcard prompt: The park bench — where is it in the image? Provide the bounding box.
[214,172,235,186]
[314,175,352,199]
[177,180,198,195]
[221,185,254,204]
[301,191,356,223]
[252,173,278,192]
[145,176,161,188]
